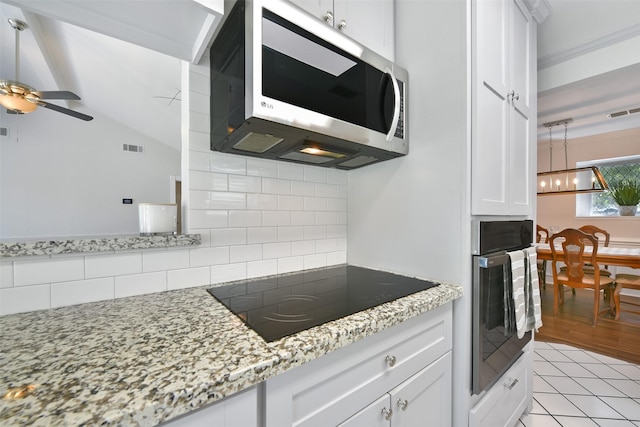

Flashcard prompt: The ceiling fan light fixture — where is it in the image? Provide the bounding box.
[0,93,37,113]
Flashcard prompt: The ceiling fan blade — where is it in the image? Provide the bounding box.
[39,102,93,121]
[34,90,81,100]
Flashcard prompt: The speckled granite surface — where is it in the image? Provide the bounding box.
[0,234,201,257]
[0,275,462,426]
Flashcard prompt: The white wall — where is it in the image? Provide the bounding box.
[0,109,180,239]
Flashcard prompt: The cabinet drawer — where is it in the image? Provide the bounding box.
[469,346,531,427]
[264,303,452,427]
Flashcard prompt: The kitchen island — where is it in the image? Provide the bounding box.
[0,270,461,426]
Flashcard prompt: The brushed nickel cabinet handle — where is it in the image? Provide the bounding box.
[381,407,393,420]
[397,398,408,410]
[385,355,397,367]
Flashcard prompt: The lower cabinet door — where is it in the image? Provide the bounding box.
[390,351,452,427]
[337,395,391,427]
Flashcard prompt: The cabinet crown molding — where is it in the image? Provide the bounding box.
[522,0,551,24]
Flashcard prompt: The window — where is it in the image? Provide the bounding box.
[576,155,640,217]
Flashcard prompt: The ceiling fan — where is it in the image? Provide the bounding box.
[0,18,93,121]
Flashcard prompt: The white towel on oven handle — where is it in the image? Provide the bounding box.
[524,247,543,334]
[508,250,527,337]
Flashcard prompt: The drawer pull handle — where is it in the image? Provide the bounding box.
[385,355,397,367]
[504,378,518,390]
[397,398,408,410]
[381,407,393,420]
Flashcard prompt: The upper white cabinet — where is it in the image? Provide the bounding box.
[471,0,535,216]
[290,0,395,60]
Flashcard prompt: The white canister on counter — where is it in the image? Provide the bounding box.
[138,203,177,235]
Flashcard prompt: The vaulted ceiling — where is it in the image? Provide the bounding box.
[1,0,639,149]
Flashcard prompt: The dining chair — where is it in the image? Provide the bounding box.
[613,273,640,320]
[578,225,612,277]
[549,228,617,326]
[536,225,549,288]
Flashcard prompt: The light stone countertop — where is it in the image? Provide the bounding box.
[0,274,462,426]
[0,234,201,257]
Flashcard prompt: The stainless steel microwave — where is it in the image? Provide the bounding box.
[210,0,408,169]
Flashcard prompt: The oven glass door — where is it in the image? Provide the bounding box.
[472,251,531,394]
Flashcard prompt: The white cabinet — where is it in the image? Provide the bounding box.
[471,0,535,216]
[159,386,258,427]
[263,303,452,426]
[469,343,533,427]
[339,352,452,426]
[289,0,395,60]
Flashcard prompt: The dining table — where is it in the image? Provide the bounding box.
[536,243,640,269]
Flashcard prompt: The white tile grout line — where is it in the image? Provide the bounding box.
[519,341,640,426]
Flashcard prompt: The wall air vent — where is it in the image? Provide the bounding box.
[123,144,144,153]
[607,107,640,118]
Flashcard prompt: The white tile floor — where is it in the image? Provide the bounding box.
[518,341,640,426]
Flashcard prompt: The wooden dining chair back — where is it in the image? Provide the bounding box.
[578,225,612,277]
[549,228,616,326]
[613,273,640,320]
[536,225,550,287]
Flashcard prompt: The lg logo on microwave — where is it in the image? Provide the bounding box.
[261,101,274,109]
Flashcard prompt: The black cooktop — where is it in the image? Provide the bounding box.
[207,265,439,342]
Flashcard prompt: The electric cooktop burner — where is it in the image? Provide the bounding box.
[207,265,439,342]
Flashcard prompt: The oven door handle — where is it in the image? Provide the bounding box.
[477,252,510,269]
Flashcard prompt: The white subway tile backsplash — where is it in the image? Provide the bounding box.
[304,226,327,240]
[85,253,142,279]
[337,185,347,198]
[304,197,327,211]
[316,239,337,253]
[327,198,347,212]
[337,212,347,225]
[229,175,261,193]
[229,210,262,227]
[291,211,315,226]
[189,190,212,209]
[247,259,278,278]
[278,163,304,181]
[189,171,228,191]
[143,249,190,273]
[336,238,347,251]
[115,272,167,298]
[211,263,246,284]
[327,225,347,238]
[291,181,315,196]
[326,169,347,185]
[304,253,327,269]
[14,257,84,286]
[189,150,211,171]
[0,284,50,315]
[51,277,115,308]
[189,110,209,134]
[278,226,304,242]
[262,211,291,226]
[190,91,209,115]
[0,262,13,288]
[189,68,210,94]
[292,240,316,256]
[278,256,304,274]
[189,210,229,229]
[278,195,304,211]
[262,178,291,195]
[211,228,247,246]
[248,227,278,244]
[211,152,247,174]
[211,192,247,210]
[167,267,210,290]
[315,183,337,198]
[327,251,347,265]
[230,244,263,263]
[304,166,327,183]
[190,228,212,247]
[247,158,278,177]
[188,130,210,152]
[190,247,230,267]
[263,242,292,259]
[315,212,337,225]
[247,193,278,210]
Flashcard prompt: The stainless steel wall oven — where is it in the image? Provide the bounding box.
[471,220,533,394]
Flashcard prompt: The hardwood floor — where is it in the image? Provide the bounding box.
[535,281,640,365]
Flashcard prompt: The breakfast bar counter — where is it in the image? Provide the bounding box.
[0,272,462,426]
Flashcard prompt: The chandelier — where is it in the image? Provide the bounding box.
[537,118,608,196]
